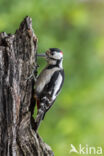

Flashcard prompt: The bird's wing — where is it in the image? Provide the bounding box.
[35,69,64,124]
[40,69,64,111]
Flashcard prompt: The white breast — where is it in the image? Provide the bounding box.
[35,67,59,93]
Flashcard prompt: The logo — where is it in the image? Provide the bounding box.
[69,144,103,155]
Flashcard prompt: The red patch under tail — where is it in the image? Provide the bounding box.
[36,99,40,109]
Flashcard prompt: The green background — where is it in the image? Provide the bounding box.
[0,0,104,155]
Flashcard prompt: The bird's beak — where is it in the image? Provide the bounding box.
[36,53,46,57]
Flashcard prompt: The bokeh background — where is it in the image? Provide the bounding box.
[1,0,104,155]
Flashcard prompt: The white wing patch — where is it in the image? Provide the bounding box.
[52,73,62,101]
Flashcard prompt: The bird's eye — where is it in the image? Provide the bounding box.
[51,51,54,55]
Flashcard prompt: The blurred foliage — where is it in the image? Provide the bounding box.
[0,0,104,155]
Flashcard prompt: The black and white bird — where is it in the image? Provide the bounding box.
[34,48,64,131]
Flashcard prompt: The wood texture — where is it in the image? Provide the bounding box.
[0,16,54,156]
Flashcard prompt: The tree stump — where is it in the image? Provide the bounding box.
[0,16,54,156]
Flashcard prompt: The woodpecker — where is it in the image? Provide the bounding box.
[34,48,64,131]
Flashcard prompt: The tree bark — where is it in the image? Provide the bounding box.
[0,16,54,156]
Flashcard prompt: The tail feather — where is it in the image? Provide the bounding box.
[34,104,46,131]
[34,98,52,131]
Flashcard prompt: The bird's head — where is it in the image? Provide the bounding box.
[37,48,63,67]
[46,48,63,61]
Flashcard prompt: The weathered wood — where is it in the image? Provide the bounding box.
[0,16,54,156]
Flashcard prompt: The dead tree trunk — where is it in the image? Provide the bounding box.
[0,16,54,156]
